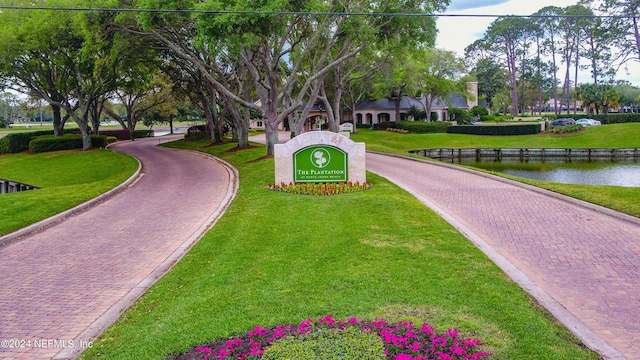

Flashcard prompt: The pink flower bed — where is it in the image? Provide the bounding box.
[169,315,490,360]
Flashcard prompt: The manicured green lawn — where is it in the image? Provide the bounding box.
[354,123,640,154]
[0,149,138,236]
[80,139,600,359]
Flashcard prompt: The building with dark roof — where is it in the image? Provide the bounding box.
[352,82,481,125]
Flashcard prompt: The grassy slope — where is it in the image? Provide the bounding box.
[80,140,599,359]
[0,149,138,236]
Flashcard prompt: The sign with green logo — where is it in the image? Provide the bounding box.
[293,145,348,182]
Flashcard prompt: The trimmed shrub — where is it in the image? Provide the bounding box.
[29,134,108,153]
[0,132,35,154]
[99,129,131,140]
[480,115,501,122]
[449,107,473,124]
[546,124,583,134]
[0,129,79,154]
[396,120,450,134]
[262,327,385,360]
[544,113,640,124]
[132,129,154,138]
[447,123,542,135]
[356,123,374,129]
[372,121,396,130]
[470,105,489,117]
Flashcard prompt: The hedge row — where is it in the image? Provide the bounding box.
[1,128,154,154]
[96,129,153,140]
[546,113,640,124]
[99,129,131,140]
[131,129,154,138]
[395,120,451,134]
[447,123,542,135]
[0,130,63,154]
[28,135,108,154]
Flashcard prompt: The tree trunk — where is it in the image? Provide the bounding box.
[265,117,279,156]
[78,121,92,151]
[52,104,65,136]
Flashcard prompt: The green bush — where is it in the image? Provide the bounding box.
[449,107,473,124]
[372,121,396,130]
[480,115,501,122]
[0,130,63,154]
[543,113,640,124]
[447,123,542,135]
[29,134,108,153]
[99,129,131,140]
[262,327,385,360]
[470,105,489,117]
[131,129,154,139]
[546,124,583,134]
[0,132,34,154]
[0,129,80,154]
[396,120,450,134]
[356,123,374,129]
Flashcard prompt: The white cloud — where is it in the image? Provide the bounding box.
[436,0,640,86]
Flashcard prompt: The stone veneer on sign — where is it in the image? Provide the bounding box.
[274,131,366,184]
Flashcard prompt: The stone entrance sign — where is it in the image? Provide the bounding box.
[274,132,366,184]
[340,123,354,132]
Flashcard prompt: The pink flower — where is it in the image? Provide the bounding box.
[348,317,358,324]
[408,341,421,352]
[318,314,336,328]
[297,318,314,334]
[421,323,435,335]
[449,346,464,356]
[224,338,242,349]
[248,325,268,337]
[216,347,230,358]
[195,346,211,354]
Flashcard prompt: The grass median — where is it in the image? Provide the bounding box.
[0,149,138,236]
[80,139,600,359]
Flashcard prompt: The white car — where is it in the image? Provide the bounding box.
[576,118,601,127]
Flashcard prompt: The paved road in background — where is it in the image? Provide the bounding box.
[0,136,237,359]
[366,152,639,360]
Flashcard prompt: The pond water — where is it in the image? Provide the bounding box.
[445,158,640,187]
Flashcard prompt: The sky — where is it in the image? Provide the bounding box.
[435,0,640,87]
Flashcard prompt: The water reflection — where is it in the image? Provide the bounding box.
[449,158,640,187]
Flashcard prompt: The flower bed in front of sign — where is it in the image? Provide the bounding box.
[168,315,490,360]
[269,181,370,195]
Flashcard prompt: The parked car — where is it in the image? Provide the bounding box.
[576,118,602,127]
[551,118,576,126]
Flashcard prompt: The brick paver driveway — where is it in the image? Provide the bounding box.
[0,136,237,359]
[367,152,639,360]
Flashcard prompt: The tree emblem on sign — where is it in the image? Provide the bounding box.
[311,148,331,168]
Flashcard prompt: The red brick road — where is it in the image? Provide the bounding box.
[367,152,639,360]
[0,137,237,359]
